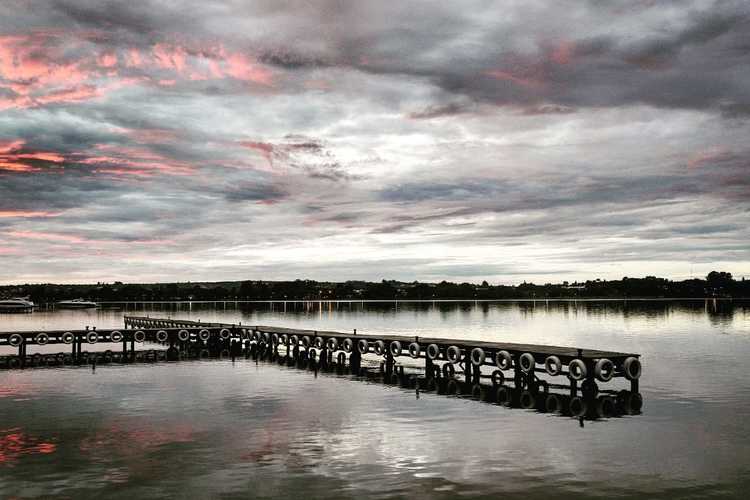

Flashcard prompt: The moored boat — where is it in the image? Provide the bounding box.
[0,298,35,313]
[56,298,99,309]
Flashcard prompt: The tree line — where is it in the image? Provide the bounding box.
[0,271,746,303]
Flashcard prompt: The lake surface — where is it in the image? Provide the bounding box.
[1,300,749,499]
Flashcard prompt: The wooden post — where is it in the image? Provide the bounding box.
[584,359,596,397]
[385,350,394,377]
[320,347,328,368]
[350,349,361,373]
[514,360,523,389]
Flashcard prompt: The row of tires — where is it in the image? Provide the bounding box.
[418,378,641,417]
[0,350,171,368]
[0,347,246,368]
[254,332,642,382]
[267,350,643,418]
[3,328,642,382]
[2,328,238,347]
[492,386,643,417]
[126,321,198,329]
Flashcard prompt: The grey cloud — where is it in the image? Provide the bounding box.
[381,181,503,203]
[11,0,749,115]
[220,182,288,203]
[408,102,473,120]
[2,0,750,284]
[622,9,747,64]
[0,171,120,211]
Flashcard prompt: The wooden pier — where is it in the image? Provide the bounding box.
[1,315,642,399]
[0,315,643,421]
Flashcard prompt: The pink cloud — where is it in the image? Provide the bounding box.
[223,52,273,85]
[98,52,118,68]
[0,140,25,154]
[0,161,38,172]
[149,42,274,85]
[0,210,62,218]
[122,128,179,144]
[0,139,66,172]
[15,152,64,162]
[0,34,89,90]
[152,43,187,72]
[550,40,575,65]
[77,144,195,176]
[5,230,173,251]
[34,84,103,105]
[0,32,276,111]
[6,230,89,244]
[126,48,142,67]
[239,140,275,168]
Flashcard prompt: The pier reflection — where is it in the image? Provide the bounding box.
[264,350,643,425]
[0,345,643,426]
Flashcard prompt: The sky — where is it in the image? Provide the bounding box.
[0,0,749,285]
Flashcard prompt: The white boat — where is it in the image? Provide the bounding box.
[56,298,99,309]
[0,298,35,312]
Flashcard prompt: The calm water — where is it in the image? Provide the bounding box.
[1,300,749,499]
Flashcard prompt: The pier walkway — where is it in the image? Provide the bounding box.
[1,315,642,396]
[0,315,645,422]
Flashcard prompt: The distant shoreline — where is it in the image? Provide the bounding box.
[92,297,746,303]
[2,272,747,303]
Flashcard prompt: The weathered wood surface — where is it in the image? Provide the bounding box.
[123,316,638,360]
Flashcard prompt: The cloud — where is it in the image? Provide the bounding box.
[408,102,472,120]
[0,0,749,283]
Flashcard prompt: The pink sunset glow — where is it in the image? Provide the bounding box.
[0,139,66,172]
[0,32,274,112]
[0,1,747,284]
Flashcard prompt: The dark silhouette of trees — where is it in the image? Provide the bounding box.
[1,271,748,302]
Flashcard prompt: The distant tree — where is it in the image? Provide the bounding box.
[706,271,734,295]
[707,271,733,284]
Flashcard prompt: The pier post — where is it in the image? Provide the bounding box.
[514,361,523,389]
[320,347,328,368]
[352,349,361,373]
[385,350,394,377]
[464,351,473,390]
[583,360,597,397]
